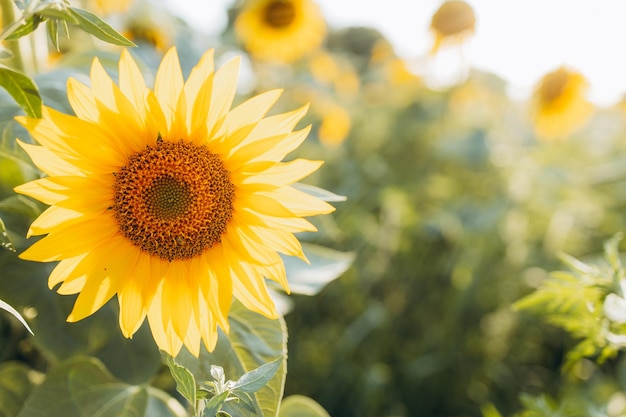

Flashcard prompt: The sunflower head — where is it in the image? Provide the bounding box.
[430,0,476,54]
[235,0,326,62]
[530,66,594,140]
[317,103,351,148]
[93,0,133,14]
[15,47,334,357]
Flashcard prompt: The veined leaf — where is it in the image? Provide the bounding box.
[0,362,41,417]
[202,391,229,417]
[16,357,183,417]
[68,8,136,47]
[176,300,288,417]
[5,15,43,41]
[0,66,41,118]
[163,353,197,410]
[231,357,283,394]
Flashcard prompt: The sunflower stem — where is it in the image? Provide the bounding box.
[0,0,26,72]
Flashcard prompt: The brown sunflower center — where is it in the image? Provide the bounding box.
[113,139,235,261]
[540,68,569,104]
[264,0,296,28]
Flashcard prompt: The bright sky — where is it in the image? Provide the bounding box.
[164,0,626,106]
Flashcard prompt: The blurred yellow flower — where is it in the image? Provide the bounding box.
[530,66,594,140]
[93,0,132,14]
[122,20,171,51]
[235,0,326,62]
[430,0,476,54]
[15,48,334,356]
[318,104,351,147]
[308,51,360,99]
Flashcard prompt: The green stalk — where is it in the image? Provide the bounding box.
[0,0,26,72]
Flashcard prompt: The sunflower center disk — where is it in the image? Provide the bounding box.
[113,140,235,261]
[540,69,568,104]
[264,1,296,28]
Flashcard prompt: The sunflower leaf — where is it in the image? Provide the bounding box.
[46,18,59,51]
[5,15,43,41]
[176,300,288,417]
[0,298,32,334]
[0,65,41,118]
[202,391,230,417]
[278,395,331,417]
[163,353,197,410]
[0,217,15,252]
[282,243,354,296]
[0,362,40,417]
[293,183,346,202]
[231,356,283,393]
[68,7,136,47]
[16,357,184,417]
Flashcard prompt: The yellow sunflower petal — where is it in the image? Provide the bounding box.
[67,78,98,123]
[17,139,82,177]
[154,47,184,131]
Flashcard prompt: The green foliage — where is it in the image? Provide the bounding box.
[278,395,331,417]
[175,300,288,417]
[15,357,183,417]
[514,235,626,368]
[0,66,41,118]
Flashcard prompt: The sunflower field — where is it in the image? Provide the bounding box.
[2,1,626,417]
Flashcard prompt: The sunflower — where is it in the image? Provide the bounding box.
[235,0,326,63]
[15,48,334,356]
[93,0,132,14]
[530,66,594,140]
[429,0,476,54]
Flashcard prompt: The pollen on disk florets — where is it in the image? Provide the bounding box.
[113,138,235,261]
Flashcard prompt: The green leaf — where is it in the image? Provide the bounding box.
[0,217,15,252]
[68,8,136,47]
[0,66,41,118]
[46,19,59,51]
[163,353,197,408]
[0,362,41,417]
[282,243,354,296]
[278,395,330,417]
[231,357,283,394]
[38,7,79,24]
[202,391,229,417]
[0,298,32,334]
[176,300,288,417]
[5,15,43,41]
[293,183,346,202]
[17,357,182,417]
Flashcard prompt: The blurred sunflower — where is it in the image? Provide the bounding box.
[122,19,171,51]
[235,0,326,63]
[15,48,334,356]
[317,103,351,147]
[530,66,594,140]
[92,0,132,14]
[430,0,476,54]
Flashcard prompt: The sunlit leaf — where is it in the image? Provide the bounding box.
[202,391,229,417]
[0,362,41,417]
[16,357,182,417]
[293,183,346,202]
[176,300,287,417]
[68,8,136,47]
[0,217,15,252]
[0,66,41,118]
[282,243,354,296]
[46,19,59,52]
[163,353,197,409]
[5,15,42,41]
[0,298,32,334]
[278,395,330,417]
[231,356,283,393]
